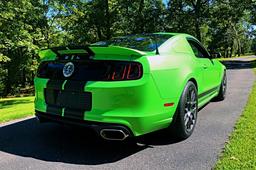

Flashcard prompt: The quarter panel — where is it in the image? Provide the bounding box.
[34,78,48,112]
[212,59,226,84]
[147,53,199,100]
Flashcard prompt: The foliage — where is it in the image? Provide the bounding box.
[0,0,255,97]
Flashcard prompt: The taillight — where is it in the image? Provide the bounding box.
[36,60,142,81]
[37,61,64,78]
[37,61,49,78]
[106,62,142,81]
[126,63,142,80]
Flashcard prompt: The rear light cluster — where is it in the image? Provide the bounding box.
[37,61,63,79]
[37,60,143,81]
[106,62,142,81]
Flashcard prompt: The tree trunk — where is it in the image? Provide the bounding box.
[105,0,111,40]
[230,47,233,58]
[195,20,201,42]
[194,0,202,42]
[237,39,241,56]
[96,25,102,40]
[4,69,11,96]
[137,0,144,33]
[22,68,26,88]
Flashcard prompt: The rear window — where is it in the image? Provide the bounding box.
[92,34,173,52]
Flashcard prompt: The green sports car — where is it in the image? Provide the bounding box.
[35,33,227,140]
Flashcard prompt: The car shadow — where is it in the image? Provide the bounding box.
[0,118,182,165]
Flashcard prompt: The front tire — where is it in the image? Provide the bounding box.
[172,81,198,139]
[215,71,227,101]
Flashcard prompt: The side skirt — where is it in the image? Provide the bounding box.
[198,86,219,109]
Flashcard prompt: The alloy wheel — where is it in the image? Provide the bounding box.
[184,86,197,132]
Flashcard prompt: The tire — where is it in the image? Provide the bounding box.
[171,81,198,139]
[36,115,48,123]
[215,71,227,101]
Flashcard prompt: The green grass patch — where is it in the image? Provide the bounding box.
[215,69,256,169]
[0,96,34,123]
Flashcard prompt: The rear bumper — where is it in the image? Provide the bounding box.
[35,110,133,137]
[34,74,177,136]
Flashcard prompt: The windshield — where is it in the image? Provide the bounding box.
[92,34,173,52]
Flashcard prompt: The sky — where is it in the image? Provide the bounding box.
[163,0,168,6]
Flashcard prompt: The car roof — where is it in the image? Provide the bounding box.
[154,32,199,55]
[154,32,195,39]
[154,32,180,36]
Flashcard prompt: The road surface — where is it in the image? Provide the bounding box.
[0,68,255,170]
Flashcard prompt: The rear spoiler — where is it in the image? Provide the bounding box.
[50,45,94,57]
[39,45,145,61]
[89,45,146,58]
[38,45,94,61]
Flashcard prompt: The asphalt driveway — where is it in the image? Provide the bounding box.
[0,68,255,170]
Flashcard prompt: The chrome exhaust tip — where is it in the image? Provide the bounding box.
[100,129,129,141]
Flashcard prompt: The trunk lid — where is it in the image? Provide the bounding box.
[89,46,146,60]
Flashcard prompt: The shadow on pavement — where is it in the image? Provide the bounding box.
[0,118,181,165]
[220,60,256,70]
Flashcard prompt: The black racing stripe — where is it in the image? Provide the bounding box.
[45,79,89,119]
[57,91,92,110]
[64,108,85,120]
[45,80,65,115]
[44,89,56,105]
[44,89,91,117]
[64,80,87,92]
[46,105,62,116]
[63,80,90,119]
[198,86,219,99]
[47,79,65,90]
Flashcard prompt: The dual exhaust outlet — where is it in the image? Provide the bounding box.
[99,129,130,141]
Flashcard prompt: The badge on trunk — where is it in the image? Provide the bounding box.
[63,62,75,77]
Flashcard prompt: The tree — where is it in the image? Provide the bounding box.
[0,0,255,96]
[166,0,211,42]
[0,0,47,96]
[208,0,254,57]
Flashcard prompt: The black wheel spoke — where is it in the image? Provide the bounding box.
[184,87,197,132]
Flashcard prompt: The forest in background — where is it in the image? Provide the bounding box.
[0,0,256,97]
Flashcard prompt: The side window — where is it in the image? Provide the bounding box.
[187,40,210,58]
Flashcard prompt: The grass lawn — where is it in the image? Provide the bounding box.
[215,69,256,169]
[0,96,34,123]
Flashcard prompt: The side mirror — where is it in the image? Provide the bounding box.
[210,52,222,58]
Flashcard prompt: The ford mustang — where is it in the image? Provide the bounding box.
[34,33,227,140]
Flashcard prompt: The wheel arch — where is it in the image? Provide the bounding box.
[175,75,199,109]
[188,78,198,90]
[169,76,198,131]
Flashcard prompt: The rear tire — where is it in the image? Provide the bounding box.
[170,81,198,139]
[36,115,48,123]
[215,71,227,101]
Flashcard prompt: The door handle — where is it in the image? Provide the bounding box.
[203,64,208,69]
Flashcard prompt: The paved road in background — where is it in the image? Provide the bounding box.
[0,68,255,170]
[225,55,256,61]
[221,55,256,69]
